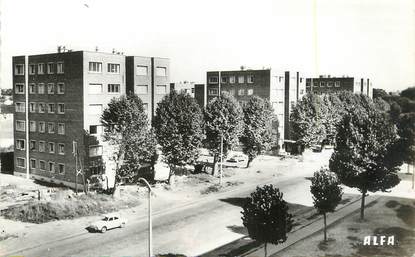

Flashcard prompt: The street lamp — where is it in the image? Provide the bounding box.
[138,178,152,257]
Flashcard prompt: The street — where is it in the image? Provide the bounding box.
[6,171,314,257]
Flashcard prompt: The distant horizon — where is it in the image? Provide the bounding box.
[1,0,414,92]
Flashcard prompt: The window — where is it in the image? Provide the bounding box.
[88,83,103,94]
[15,84,24,94]
[328,82,334,88]
[39,160,46,170]
[143,103,148,113]
[16,139,25,150]
[247,75,254,83]
[48,103,55,113]
[39,141,45,152]
[107,63,120,74]
[108,84,120,93]
[15,64,24,75]
[30,140,36,151]
[136,65,148,76]
[135,85,148,94]
[16,120,25,131]
[156,67,167,77]
[156,85,167,94]
[320,81,325,87]
[39,122,45,133]
[88,104,103,115]
[29,64,36,75]
[29,102,36,113]
[238,89,245,96]
[15,102,25,112]
[38,63,45,74]
[229,76,235,84]
[58,164,65,174]
[313,81,318,87]
[16,158,25,168]
[38,103,45,113]
[208,76,218,84]
[229,89,235,96]
[58,123,65,135]
[247,88,254,95]
[57,83,65,94]
[238,76,245,83]
[58,143,65,155]
[335,81,340,87]
[38,83,45,94]
[29,121,36,132]
[57,103,65,114]
[47,83,54,94]
[89,125,97,134]
[29,84,36,94]
[89,145,103,157]
[89,62,102,73]
[47,63,54,74]
[57,62,64,74]
[30,159,36,169]
[221,77,228,83]
[48,122,55,133]
[48,162,55,172]
[208,88,218,96]
[48,142,55,153]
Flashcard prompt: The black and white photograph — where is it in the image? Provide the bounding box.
[0,0,414,256]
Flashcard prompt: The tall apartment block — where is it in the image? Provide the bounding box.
[305,75,373,98]
[12,50,170,188]
[125,56,170,122]
[197,69,306,146]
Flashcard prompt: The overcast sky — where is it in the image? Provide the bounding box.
[1,0,414,92]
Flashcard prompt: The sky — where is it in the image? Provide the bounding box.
[0,0,414,92]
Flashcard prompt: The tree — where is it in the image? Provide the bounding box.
[329,97,402,219]
[401,86,415,101]
[204,92,243,175]
[397,113,415,187]
[372,88,388,99]
[241,185,293,257]
[153,91,204,184]
[240,96,274,167]
[290,93,327,146]
[310,168,343,241]
[101,93,157,185]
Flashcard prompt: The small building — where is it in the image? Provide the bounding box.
[170,81,196,97]
[305,75,373,98]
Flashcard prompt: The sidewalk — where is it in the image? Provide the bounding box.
[241,195,379,257]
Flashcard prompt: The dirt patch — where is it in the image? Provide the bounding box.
[385,200,400,208]
[318,238,336,251]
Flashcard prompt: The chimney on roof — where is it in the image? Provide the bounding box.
[95,46,99,52]
[240,65,245,70]
[57,46,62,53]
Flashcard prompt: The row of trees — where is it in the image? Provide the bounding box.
[100,91,277,184]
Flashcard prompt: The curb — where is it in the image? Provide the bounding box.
[1,172,302,257]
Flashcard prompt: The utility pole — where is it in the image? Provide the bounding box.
[138,178,152,257]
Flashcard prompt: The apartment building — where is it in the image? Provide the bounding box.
[197,68,306,146]
[170,81,196,97]
[13,50,169,189]
[125,56,170,122]
[306,75,373,98]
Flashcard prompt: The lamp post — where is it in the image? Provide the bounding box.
[138,178,152,257]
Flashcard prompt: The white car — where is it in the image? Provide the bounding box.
[89,214,127,233]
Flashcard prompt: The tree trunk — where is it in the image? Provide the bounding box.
[360,190,367,220]
[212,155,217,176]
[246,159,251,168]
[412,161,414,189]
[264,242,267,257]
[323,212,327,242]
[167,165,175,184]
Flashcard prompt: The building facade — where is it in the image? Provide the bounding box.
[170,81,196,97]
[305,76,373,98]
[198,69,306,146]
[12,50,169,188]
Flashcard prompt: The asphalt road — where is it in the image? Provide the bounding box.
[9,173,314,257]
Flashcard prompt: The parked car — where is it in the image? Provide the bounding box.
[227,155,245,163]
[311,144,323,152]
[89,214,127,233]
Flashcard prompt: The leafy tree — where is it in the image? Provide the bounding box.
[153,91,204,184]
[329,97,402,219]
[241,185,293,257]
[397,113,415,179]
[310,168,343,241]
[290,93,327,146]
[373,97,390,113]
[204,92,243,174]
[240,96,274,167]
[372,88,388,99]
[401,86,415,101]
[101,93,157,185]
